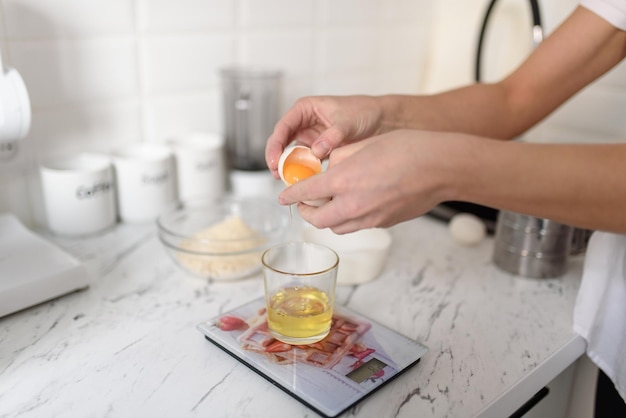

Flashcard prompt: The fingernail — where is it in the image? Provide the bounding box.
[312,141,330,159]
[278,195,289,205]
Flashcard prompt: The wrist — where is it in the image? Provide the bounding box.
[433,134,488,204]
[377,95,408,133]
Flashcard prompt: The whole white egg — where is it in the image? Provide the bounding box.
[448,212,487,246]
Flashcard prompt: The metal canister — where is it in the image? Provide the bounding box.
[570,227,593,255]
[492,211,574,278]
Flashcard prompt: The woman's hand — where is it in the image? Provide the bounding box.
[265,95,386,179]
[277,129,461,234]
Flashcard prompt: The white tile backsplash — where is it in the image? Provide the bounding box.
[240,0,315,28]
[3,0,134,39]
[12,39,138,108]
[376,25,429,93]
[2,0,625,228]
[136,0,235,33]
[315,73,378,96]
[240,30,314,76]
[379,0,431,25]
[28,101,143,160]
[0,170,33,220]
[143,92,221,142]
[317,0,381,26]
[316,28,379,75]
[536,84,626,141]
[140,34,234,94]
[594,59,626,90]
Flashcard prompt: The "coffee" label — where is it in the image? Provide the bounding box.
[142,171,169,185]
[76,181,113,199]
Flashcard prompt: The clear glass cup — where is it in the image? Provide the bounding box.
[262,241,339,345]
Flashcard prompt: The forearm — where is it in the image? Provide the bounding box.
[377,84,531,140]
[448,137,626,233]
[376,7,626,141]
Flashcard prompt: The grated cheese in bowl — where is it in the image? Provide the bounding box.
[157,196,289,281]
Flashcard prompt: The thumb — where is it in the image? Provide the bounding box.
[311,126,348,160]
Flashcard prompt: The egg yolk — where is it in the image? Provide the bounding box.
[283,162,317,184]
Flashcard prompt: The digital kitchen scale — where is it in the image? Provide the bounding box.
[197,297,428,418]
[0,213,91,318]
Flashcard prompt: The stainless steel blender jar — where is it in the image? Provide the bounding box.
[220,67,282,172]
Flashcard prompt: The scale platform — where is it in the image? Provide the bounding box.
[198,297,428,418]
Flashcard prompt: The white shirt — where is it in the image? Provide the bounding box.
[573,232,626,401]
[572,1,626,402]
[580,0,626,30]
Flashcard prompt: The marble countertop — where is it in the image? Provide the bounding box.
[0,215,585,418]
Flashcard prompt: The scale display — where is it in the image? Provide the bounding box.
[347,357,388,384]
[197,297,428,418]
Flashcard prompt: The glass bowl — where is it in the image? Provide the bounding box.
[157,196,290,280]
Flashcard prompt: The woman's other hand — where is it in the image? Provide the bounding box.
[265,95,386,179]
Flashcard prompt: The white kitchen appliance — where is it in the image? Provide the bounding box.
[0,214,92,318]
[0,49,31,149]
[0,54,91,317]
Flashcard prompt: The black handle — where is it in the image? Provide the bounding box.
[475,0,542,82]
[509,386,550,418]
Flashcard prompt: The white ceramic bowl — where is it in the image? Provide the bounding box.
[301,226,392,285]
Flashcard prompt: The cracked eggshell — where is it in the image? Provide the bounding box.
[277,145,322,185]
[277,145,328,207]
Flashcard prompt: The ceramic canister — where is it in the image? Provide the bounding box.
[40,153,117,236]
[112,143,177,223]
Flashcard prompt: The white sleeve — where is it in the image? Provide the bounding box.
[580,0,626,30]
